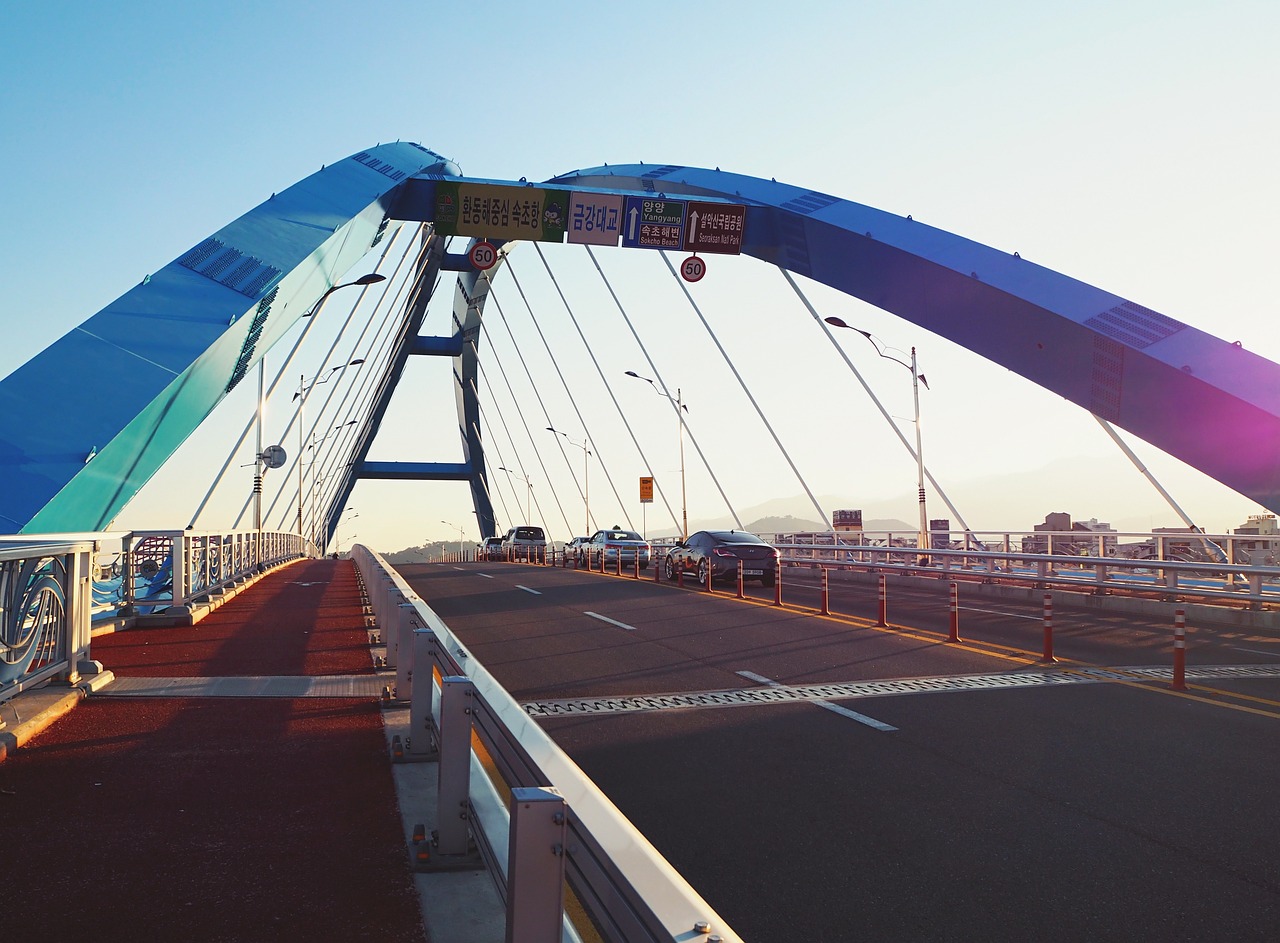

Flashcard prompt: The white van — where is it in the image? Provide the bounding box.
[501,525,547,560]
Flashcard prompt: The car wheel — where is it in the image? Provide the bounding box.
[664,556,676,581]
[697,560,709,586]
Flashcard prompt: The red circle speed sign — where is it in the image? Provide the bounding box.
[680,255,706,282]
[469,241,498,270]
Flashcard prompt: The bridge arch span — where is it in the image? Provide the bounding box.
[1,144,1275,536]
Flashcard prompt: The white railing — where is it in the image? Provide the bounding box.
[0,538,95,707]
[2,528,309,709]
[351,544,742,943]
[106,529,309,618]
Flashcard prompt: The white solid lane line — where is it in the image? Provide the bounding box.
[736,669,898,732]
[516,585,542,595]
[476,572,495,579]
[585,611,637,632]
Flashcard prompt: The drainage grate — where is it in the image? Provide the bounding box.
[522,665,1280,717]
[97,675,385,698]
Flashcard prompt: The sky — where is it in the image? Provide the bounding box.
[2,0,1278,551]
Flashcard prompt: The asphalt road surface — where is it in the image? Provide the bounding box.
[394,559,1280,943]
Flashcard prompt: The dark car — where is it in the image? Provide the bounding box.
[664,530,779,587]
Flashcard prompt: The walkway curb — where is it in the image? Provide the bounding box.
[0,671,115,763]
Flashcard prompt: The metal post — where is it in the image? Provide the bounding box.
[1042,593,1056,662]
[505,786,567,943]
[436,676,474,856]
[948,581,959,642]
[394,602,416,692]
[406,629,438,761]
[1172,609,1187,690]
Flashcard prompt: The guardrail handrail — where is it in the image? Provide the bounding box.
[352,544,742,943]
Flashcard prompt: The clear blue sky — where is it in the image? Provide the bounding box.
[2,1,1277,549]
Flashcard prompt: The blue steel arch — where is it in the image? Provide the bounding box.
[543,163,1280,514]
[2,144,1277,538]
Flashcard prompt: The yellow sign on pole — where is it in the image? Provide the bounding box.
[639,476,654,504]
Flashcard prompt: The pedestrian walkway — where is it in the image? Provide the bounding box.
[1,558,430,942]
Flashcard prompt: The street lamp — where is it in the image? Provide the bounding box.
[306,421,357,547]
[441,520,464,559]
[497,466,533,522]
[625,371,689,541]
[824,317,931,558]
[293,359,365,539]
[547,427,591,536]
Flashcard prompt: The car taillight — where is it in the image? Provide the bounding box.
[712,548,736,557]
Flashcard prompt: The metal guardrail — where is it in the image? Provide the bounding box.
[352,544,742,943]
[766,535,1280,608]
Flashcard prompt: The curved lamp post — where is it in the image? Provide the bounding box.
[547,427,591,536]
[625,371,689,541]
[824,317,931,558]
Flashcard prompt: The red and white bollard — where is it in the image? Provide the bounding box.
[820,567,830,615]
[948,582,960,642]
[773,566,783,606]
[1042,592,1056,663]
[878,574,888,627]
[737,560,745,599]
[1172,609,1187,690]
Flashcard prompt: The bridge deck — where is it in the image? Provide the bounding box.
[1,559,429,942]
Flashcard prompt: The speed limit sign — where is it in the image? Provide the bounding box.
[680,255,706,283]
[469,240,498,270]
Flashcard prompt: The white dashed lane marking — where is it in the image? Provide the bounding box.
[585,611,637,631]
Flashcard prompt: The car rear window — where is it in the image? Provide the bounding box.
[607,531,643,541]
[717,532,766,544]
[515,526,545,540]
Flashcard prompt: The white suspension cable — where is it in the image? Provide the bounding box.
[476,279,578,534]
[189,225,409,528]
[471,340,557,534]
[779,267,983,546]
[580,245,690,536]
[1092,415,1227,562]
[513,248,643,533]
[260,230,432,529]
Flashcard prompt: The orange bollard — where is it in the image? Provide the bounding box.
[820,567,830,615]
[634,555,640,580]
[737,560,745,599]
[1172,609,1187,690]
[773,565,783,606]
[948,582,960,642]
[1042,592,1056,662]
[878,574,888,627]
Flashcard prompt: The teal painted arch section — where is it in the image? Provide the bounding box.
[0,143,457,533]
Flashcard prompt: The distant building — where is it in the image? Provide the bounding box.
[1024,512,1117,554]
[1233,513,1279,554]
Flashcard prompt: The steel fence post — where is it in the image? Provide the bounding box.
[506,787,567,943]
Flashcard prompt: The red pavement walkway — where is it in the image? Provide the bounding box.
[0,558,428,942]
